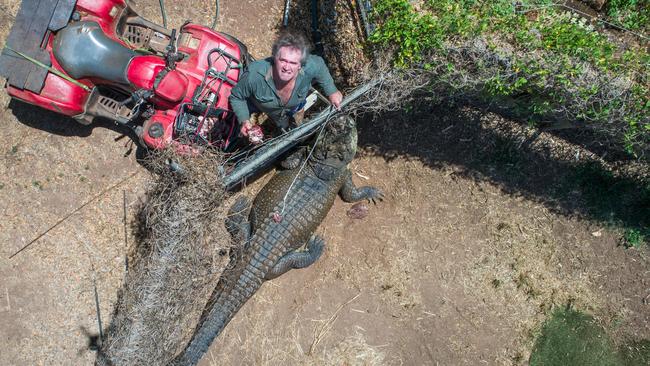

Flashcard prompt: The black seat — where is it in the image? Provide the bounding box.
[52,21,136,85]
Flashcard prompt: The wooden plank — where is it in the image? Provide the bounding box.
[21,0,58,92]
[49,0,75,31]
[9,0,50,89]
[0,0,61,92]
[23,44,52,92]
[0,0,42,89]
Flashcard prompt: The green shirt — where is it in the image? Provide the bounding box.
[229,55,338,129]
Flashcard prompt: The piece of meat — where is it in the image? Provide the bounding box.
[346,202,369,219]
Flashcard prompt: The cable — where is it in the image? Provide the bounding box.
[159,0,168,29]
[211,0,220,29]
[279,110,335,215]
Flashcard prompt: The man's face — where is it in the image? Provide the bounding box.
[274,46,302,83]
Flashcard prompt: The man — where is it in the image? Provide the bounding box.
[229,31,343,144]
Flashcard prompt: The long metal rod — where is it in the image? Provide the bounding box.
[9,171,139,259]
[211,0,220,29]
[159,0,167,29]
[358,0,372,39]
[123,190,129,274]
[282,0,291,27]
[311,0,323,55]
[93,272,104,341]
[223,80,378,189]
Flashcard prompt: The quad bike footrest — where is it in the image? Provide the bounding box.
[75,88,135,125]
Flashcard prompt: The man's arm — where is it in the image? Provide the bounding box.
[229,70,254,126]
[310,56,342,109]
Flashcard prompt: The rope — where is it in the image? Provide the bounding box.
[279,109,336,215]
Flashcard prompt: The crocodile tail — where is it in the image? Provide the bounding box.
[171,264,263,366]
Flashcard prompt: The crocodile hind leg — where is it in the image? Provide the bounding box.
[225,196,252,265]
[225,196,252,244]
[339,170,384,204]
[265,235,325,280]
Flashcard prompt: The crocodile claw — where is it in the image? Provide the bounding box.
[365,187,384,205]
[280,147,305,170]
[280,155,302,170]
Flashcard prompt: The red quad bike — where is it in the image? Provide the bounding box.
[1,0,250,159]
[1,0,364,188]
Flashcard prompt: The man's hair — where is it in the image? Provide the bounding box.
[271,31,310,65]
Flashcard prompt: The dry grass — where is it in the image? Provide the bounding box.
[467,220,603,362]
[208,294,387,366]
[345,57,431,116]
[96,149,233,365]
[314,332,386,366]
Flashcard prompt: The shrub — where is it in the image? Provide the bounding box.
[369,0,649,158]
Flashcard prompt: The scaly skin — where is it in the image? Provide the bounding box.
[172,116,382,366]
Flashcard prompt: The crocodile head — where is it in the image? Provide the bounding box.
[311,115,358,168]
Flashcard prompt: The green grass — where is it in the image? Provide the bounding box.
[620,340,650,366]
[530,308,621,365]
[530,308,650,366]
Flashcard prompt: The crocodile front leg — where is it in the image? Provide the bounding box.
[265,235,325,280]
[280,146,306,170]
[339,170,384,204]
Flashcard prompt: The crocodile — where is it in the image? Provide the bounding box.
[172,115,383,365]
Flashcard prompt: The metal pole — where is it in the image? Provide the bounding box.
[123,190,129,274]
[159,0,167,29]
[92,266,103,341]
[282,0,291,27]
[358,0,372,39]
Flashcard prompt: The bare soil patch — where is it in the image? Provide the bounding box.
[0,1,648,366]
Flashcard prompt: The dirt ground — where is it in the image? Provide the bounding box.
[0,1,648,365]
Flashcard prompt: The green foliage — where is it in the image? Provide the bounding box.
[530,308,621,366]
[535,12,615,67]
[606,0,650,31]
[370,0,441,65]
[623,228,646,249]
[369,0,650,157]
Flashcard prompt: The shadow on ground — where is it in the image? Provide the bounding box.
[9,99,111,137]
[357,104,650,244]
[9,99,150,160]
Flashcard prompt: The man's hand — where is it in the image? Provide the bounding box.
[328,90,343,110]
[240,120,253,136]
[240,120,263,144]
